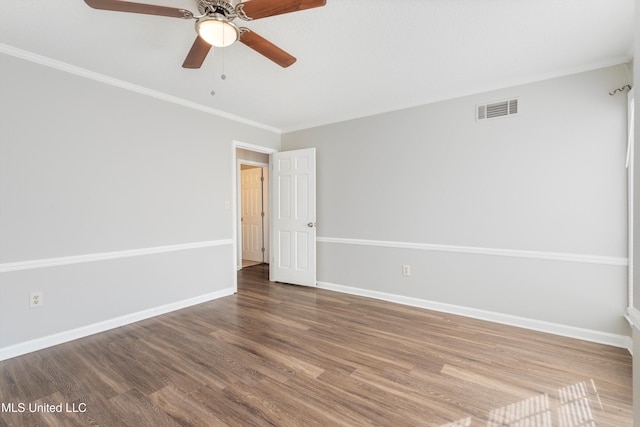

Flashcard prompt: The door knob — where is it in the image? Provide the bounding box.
[307,222,316,228]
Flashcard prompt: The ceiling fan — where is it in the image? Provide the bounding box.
[84,0,326,69]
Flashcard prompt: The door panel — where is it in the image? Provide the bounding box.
[278,230,292,268]
[270,148,316,286]
[278,175,292,219]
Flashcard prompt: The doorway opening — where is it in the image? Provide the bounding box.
[240,163,268,268]
[231,142,317,291]
[232,142,277,289]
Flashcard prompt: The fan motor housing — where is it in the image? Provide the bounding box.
[198,0,237,19]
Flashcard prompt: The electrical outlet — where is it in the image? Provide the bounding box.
[402,265,411,276]
[30,291,43,308]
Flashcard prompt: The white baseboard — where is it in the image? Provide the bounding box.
[625,307,640,356]
[0,287,235,361]
[2,280,631,361]
[626,307,640,331]
[317,281,632,350]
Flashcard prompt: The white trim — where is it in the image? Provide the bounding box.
[627,89,635,308]
[0,240,232,273]
[0,287,234,361]
[626,307,640,332]
[317,281,632,350]
[233,141,279,154]
[238,159,270,168]
[0,44,280,134]
[317,237,627,267]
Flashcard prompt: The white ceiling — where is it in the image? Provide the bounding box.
[0,0,634,132]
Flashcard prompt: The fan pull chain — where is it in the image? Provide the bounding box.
[221,44,227,81]
[210,45,229,96]
[210,50,216,96]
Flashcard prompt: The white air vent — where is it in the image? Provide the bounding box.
[476,98,518,121]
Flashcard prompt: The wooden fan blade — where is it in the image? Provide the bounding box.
[84,0,192,19]
[236,0,326,20]
[182,36,212,69]
[239,29,296,67]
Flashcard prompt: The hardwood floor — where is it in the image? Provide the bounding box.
[0,264,633,426]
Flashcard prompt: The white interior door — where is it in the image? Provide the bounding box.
[241,167,264,263]
[270,148,316,286]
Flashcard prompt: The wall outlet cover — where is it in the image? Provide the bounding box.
[30,291,43,308]
[402,265,411,276]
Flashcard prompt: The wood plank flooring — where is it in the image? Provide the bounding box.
[0,264,633,426]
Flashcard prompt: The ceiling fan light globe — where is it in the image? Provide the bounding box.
[196,17,238,48]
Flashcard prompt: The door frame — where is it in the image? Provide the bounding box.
[627,88,634,309]
[238,161,268,266]
[231,140,277,293]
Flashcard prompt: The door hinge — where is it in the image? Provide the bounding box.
[261,212,265,217]
[261,247,265,253]
[261,176,264,182]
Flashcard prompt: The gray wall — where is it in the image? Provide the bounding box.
[0,53,279,354]
[283,64,630,341]
[237,148,269,164]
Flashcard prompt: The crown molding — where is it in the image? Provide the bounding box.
[0,44,281,135]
